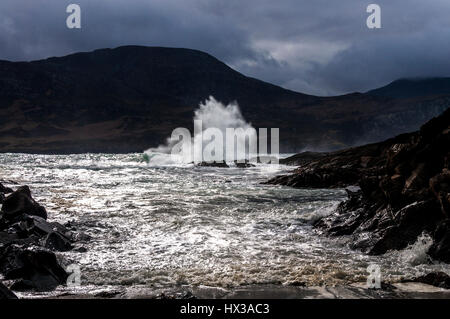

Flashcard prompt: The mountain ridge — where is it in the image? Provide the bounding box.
[367,77,450,99]
[0,45,449,154]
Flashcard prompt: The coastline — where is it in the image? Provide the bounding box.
[15,283,450,299]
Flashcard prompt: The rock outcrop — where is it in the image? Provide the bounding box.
[267,108,450,261]
[0,281,17,299]
[410,272,450,289]
[2,186,47,220]
[0,182,89,292]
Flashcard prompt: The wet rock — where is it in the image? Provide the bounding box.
[428,219,450,262]
[0,244,68,291]
[10,279,35,292]
[94,290,122,298]
[69,231,91,242]
[268,108,450,261]
[1,186,47,220]
[10,215,87,245]
[155,290,196,299]
[279,151,328,166]
[411,272,450,289]
[234,161,256,168]
[430,170,450,217]
[42,232,73,252]
[0,281,18,299]
[72,245,88,253]
[266,167,360,188]
[0,182,13,194]
[369,200,442,255]
[0,183,88,291]
[0,230,40,247]
[196,161,229,168]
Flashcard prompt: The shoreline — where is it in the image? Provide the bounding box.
[15,283,450,299]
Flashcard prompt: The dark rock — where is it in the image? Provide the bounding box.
[0,231,40,247]
[94,290,122,298]
[268,108,450,261]
[10,279,35,292]
[72,246,88,253]
[196,161,229,168]
[0,281,18,299]
[20,215,59,237]
[42,232,73,252]
[411,272,450,289]
[1,186,47,220]
[0,184,85,292]
[234,161,256,168]
[0,182,14,194]
[266,167,360,189]
[0,244,68,291]
[156,291,197,299]
[279,152,328,166]
[11,215,85,245]
[368,200,442,255]
[428,219,450,262]
[430,170,450,217]
[68,230,92,242]
[0,182,13,205]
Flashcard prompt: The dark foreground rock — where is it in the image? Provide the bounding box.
[0,281,18,299]
[0,183,89,291]
[196,161,230,168]
[267,108,450,261]
[0,244,68,291]
[279,151,328,166]
[195,161,256,168]
[410,272,450,289]
[2,186,47,220]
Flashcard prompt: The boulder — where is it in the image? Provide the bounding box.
[430,170,450,217]
[428,219,450,262]
[0,230,40,247]
[234,161,256,168]
[196,161,229,168]
[42,232,73,252]
[0,182,13,194]
[1,186,47,220]
[411,272,450,289]
[0,281,18,299]
[0,244,68,291]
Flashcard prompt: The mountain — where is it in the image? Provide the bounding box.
[367,78,450,99]
[0,46,449,153]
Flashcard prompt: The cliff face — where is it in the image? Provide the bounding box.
[0,45,449,153]
[267,109,450,262]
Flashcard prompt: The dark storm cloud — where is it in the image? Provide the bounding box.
[0,0,449,95]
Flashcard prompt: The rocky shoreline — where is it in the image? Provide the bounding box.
[267,108,450,262]
[1,109,449,299]
[0,182,90,299]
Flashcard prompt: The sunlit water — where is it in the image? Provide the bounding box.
[0,153,449,296]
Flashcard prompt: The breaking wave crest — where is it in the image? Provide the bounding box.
[145,96,257,165]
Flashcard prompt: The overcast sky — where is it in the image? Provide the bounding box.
[1,0,450,96]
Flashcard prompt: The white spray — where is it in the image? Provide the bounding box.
[145,96,271,165]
